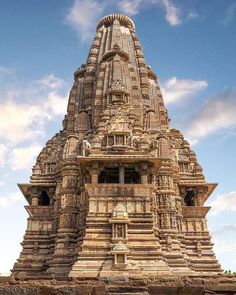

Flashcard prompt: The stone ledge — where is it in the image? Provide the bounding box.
[0,276,236,295]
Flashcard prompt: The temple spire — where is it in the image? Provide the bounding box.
[13,13,222,280]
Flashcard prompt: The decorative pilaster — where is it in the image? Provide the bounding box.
[48,159,80,277]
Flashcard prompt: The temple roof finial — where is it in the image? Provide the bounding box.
[96,13,135,31]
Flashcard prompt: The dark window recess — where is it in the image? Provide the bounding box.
[99,168,119,183]
[117,224,124,238]
[117,254,125,264]
[38,191,50,206]
[98,167,141,184]
[184,190,195,206]
[124,168,140,184]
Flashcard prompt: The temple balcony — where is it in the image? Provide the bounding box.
[85,183,153,198]
[182,206,210,218]
[85,183,153,215]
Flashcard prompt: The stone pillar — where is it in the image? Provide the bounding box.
[49,160,80,277]
[91,172,98,184]
[141,173,148,184]
[140,162,149,184]
[119,165,125,184]
[31,196,38,206]
[90,161,100,184]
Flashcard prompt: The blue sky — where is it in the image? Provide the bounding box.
[0,0,236,275]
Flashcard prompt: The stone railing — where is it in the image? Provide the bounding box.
[85,183,153,197]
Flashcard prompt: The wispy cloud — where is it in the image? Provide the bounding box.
[9,145,42,171]
[65,0,183,42]
[66,0,105,41]
[45,91,68,117]
[0,66,15,77]
[38,74,65,90]
[208,191,236,216]
[0,67,68,171]
[0,191,23,208]
[0,144,7,167]
[0,99,49,144]
[214,241,236,255]
[185,90,236,144]
[220,2,236,26]
[0,73,67,145]
[213,224,236,236]
[158,0,181,26]
[162,77,207,104]
[118,0,181,26]
[118,0,142,16]
[187,11,198,20]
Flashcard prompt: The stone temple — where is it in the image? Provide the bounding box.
[13,14,222,279]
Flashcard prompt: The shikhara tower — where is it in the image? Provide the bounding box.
[13,14,222,278]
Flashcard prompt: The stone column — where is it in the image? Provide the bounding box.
[49,160,80,277]
[119,165,125,184]
[31,196,38,206]
[90,161,100,184]
[140,162,149,184]
[91,171,99,184]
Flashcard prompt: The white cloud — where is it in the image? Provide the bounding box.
[0,72,68,145]
[66,0,104,41]
[38,74,65,90]
[118,0,181,26]
[214,241,236,255]
[162,76,208,104]
[0,191,23,208]
[0,66,14,77]
[9,145,42,171]
[0,181,4,186]
[0,68,68,171]
[118,0,182,25]
[66,0,183,41]
[208,191,236,216]
[158,0,181,26]
[185,90,236,143]
[213,224,236,236]
[0,144,7,167]
[118,0,142,16]
[0,99,49,144]
[44,91,68,117]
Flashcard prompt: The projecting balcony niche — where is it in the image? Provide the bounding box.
[30,190,51,206]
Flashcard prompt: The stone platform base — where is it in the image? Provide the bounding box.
[69,259,178,278]
[1,275,236,295]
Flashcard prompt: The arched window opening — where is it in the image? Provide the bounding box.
[38,191,50,206]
